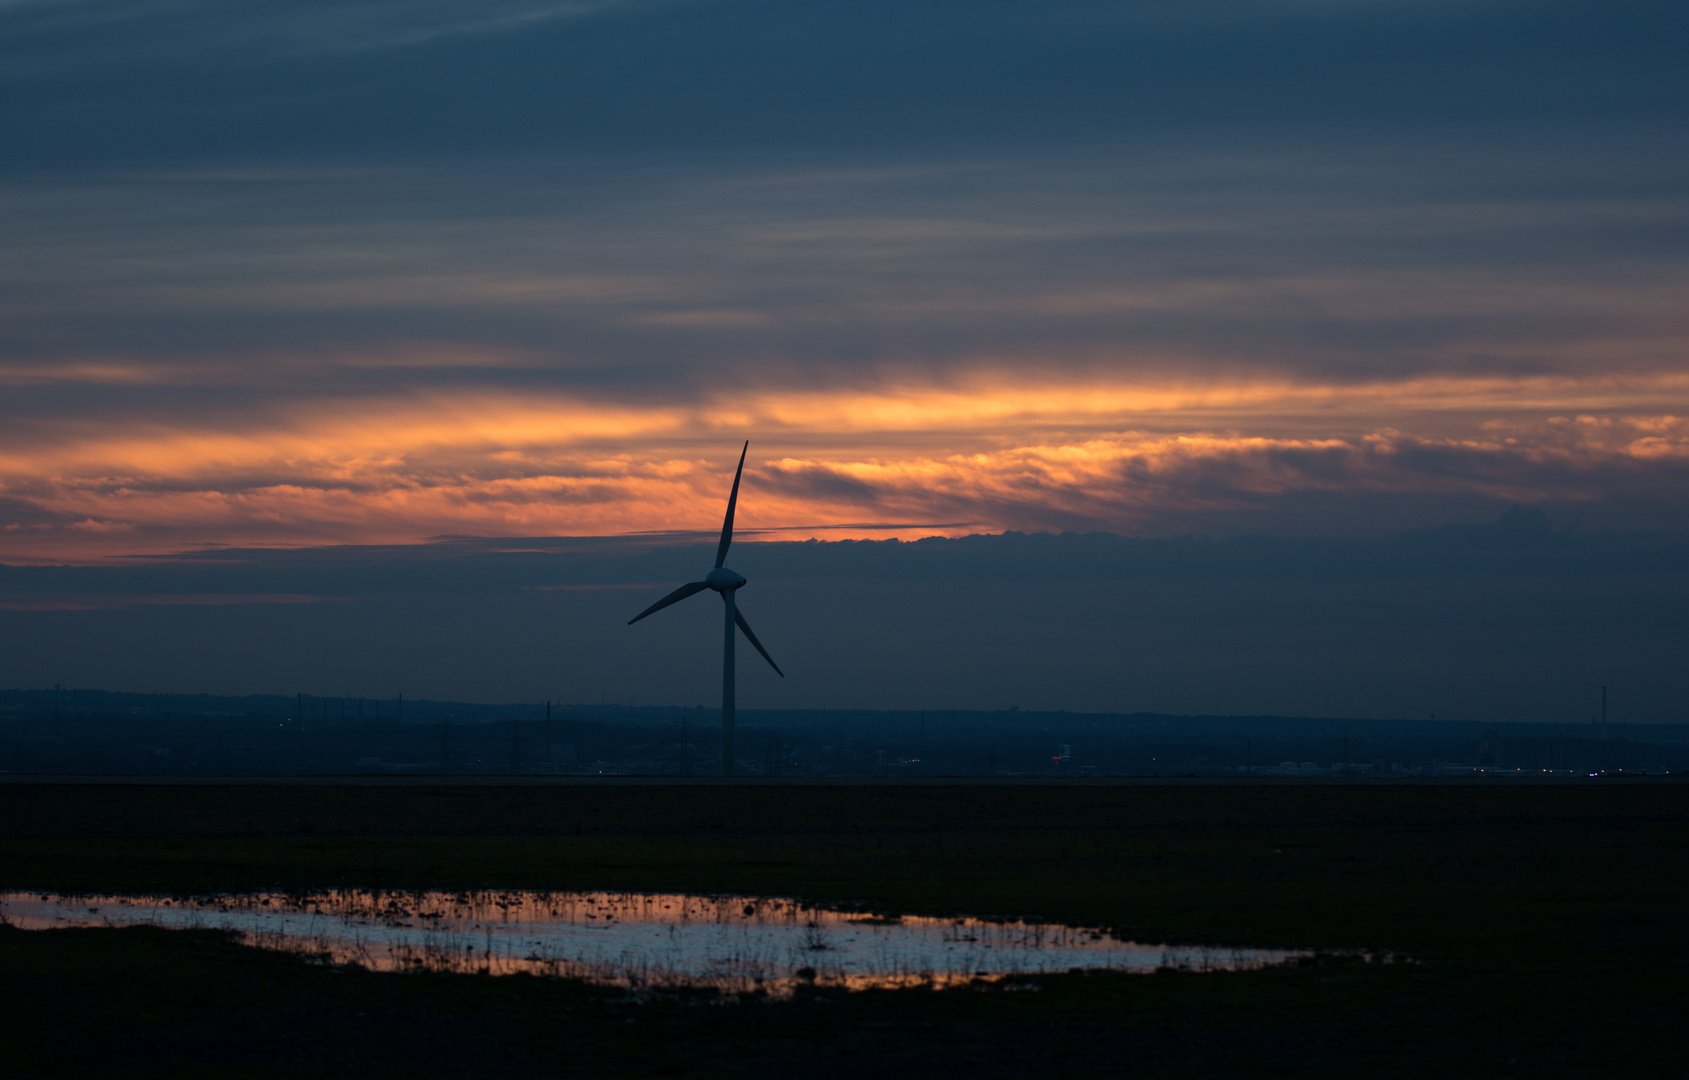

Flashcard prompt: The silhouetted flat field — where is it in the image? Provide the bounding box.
[2,780,1684,1077]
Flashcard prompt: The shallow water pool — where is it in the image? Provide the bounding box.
[1,890,1308,995]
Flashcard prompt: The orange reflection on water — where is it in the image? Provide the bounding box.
[0,890,1307,996]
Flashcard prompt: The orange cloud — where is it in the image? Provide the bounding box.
[1,372,1686,562]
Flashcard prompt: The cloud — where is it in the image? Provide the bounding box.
[1,140,1685,562]
[5,0,1682,169]
[4,520,1686,718]
[0,1,668,70]
[4,147,1685,385]
[0,3,1684,563]
[0,372,1685,560]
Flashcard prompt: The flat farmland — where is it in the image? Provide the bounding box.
[2,779,1684,1077]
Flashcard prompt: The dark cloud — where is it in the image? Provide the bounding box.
[4,1,1683,161]
[3,148,1684,400]
[2,518,1685,720]
[0,1,658,71]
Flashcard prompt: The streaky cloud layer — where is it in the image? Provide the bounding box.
[2,372,1685,560]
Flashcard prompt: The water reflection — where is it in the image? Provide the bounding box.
[1,890,1308,996]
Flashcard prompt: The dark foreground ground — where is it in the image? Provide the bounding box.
[2,779,1685,1077]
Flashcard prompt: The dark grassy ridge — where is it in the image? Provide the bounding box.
[2,781,1685,1076]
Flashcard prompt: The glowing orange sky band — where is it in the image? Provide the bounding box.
[1,372,1684,562]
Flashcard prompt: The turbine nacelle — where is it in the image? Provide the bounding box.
[705,567,746,591]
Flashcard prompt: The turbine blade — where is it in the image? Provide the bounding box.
[732,604,784,677]
[627,581,709,625]
[715,441,749,569]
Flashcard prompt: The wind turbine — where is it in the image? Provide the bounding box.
[628,442,783,776]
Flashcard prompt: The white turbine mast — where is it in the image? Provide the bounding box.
[627,442,783,776]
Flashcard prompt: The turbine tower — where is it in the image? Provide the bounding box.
[628,442,783,776]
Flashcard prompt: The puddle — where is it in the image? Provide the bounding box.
[0,890,1310,996]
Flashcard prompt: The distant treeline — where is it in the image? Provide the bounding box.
[1,687,1682,778]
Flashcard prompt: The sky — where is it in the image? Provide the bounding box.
[1,1,1686,717]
